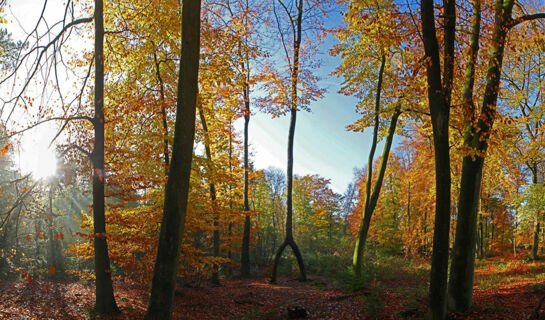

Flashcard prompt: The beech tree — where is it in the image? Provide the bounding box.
[263,0,328,283]
[448,0,545,312]
[145,0,201,318]
[419,0,456,318]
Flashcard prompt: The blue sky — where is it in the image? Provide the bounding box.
[241,7,377,194]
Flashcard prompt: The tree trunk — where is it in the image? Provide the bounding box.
[145,1,201,318]
[420,0,455,318]
[448,0,514,311]
[269,0,306,284]
[153,50,170,177]
[533,222,540,260]
[47,187,64,276]
[227,120,233,277]
[353,55,400,277]
[92,0,119,314]
[241,78,251,277]
[198,106,221,286]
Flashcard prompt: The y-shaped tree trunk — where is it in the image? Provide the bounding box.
[269,0,306,284]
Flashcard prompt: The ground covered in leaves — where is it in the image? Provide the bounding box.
[1,255,545,319]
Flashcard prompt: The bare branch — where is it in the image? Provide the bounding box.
[5,115,93,140]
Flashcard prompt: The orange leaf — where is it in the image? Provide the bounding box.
[26,234,31,242]
[49,266,56,275]
[0,144,11,155]
[27,274,33,285]
[59,232,64,240]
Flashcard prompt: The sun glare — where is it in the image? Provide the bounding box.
[17,137,58,180]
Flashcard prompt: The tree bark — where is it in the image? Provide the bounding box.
[145,0,201,318]
[92,0,119,314]
[448,0,515,311]
[420,0,455,318]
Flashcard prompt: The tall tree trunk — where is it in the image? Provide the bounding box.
[420,0,455,318]
[352,55,402,278]
[198,106,221,286]
[92,0,119,314]
[533,222,540,260]
[270,0,306,284]
[448,0,515,311]
[145,0,201,318]
[447,0,482,308]
[532,166,540,260]
[227,120,233,277]
[241,76,251,277]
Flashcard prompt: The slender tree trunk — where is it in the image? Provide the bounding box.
[448,0,514,311]
[270,0,306,284]
[227,120,233,277]
[153,50,170,177]
[92,0,119,314]
[241,77,251,277]
[353,57,402,278]
[145,1,201,318]
[420,0,455,317]
[533,222,540,260]
[198,106,221,286]
[47,187,64,275]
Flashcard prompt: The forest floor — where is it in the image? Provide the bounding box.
[1,254,545,319]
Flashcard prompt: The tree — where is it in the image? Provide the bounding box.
[91,0,120,314]
[351,55,401,277]
[448,0,545,311]
[419,0,456,318]
[265,0,327,284]
[145,0,201,318]
[333,0,424,277]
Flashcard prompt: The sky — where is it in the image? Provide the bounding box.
[3,0,381,193]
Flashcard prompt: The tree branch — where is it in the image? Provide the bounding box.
[508,13,545,29]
